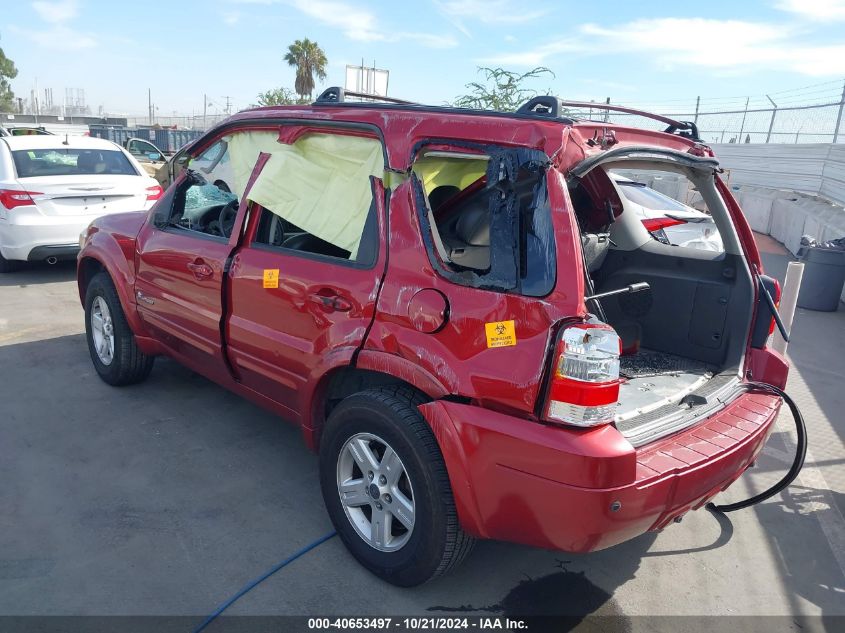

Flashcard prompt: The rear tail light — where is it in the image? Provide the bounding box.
[544,322,621,427]
[768,279,782,336]
[0,189,42,210]
[145,185,163,202]
[642,217,687,232]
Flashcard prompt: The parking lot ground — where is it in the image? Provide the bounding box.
[0,236,843,626]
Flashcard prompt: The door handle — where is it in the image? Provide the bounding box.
[187,260,213,279]
[309,292,352,312]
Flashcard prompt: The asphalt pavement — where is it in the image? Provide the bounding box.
[0,237,843,628]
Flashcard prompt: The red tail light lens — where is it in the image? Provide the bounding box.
[642,217,687,232]
[544,322,621,427]
[768,279,782,336]
[0,189,42,210]
[145,185,163,202]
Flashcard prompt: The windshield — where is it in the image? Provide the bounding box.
[616,181,689,212]
[12,148,138,178]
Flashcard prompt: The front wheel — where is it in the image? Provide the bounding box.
[319,386,474,586]
[84,272,154,385]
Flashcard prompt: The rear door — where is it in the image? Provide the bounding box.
[225,128,387,420]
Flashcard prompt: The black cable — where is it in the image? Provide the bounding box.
[707,382,806,513]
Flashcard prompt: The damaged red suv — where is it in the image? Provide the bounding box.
[77,89,787,586]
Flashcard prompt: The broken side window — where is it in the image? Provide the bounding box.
[412,143,555,297]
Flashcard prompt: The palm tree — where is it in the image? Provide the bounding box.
[284,38,328,101]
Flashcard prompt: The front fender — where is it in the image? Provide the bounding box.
[77,214,148,339]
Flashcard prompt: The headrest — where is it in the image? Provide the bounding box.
[455,203,490,246]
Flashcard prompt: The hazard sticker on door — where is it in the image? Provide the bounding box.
[485,320,517,348]
[262,269,279,289]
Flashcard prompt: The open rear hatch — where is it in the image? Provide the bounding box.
[567,146,754,447]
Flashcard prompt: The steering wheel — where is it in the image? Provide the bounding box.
[217,200,238,238]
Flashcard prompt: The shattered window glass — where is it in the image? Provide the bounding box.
[412,146,555,297]
[185,182,237,208]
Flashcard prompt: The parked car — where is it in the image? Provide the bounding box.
[613,175,723,251]
[124,136,233,193]
[0,135,162,271]
[0,126,55,136]
[77,90,787,586]
[123,137,168,180]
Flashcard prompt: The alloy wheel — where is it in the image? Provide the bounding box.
[336,432,416,552]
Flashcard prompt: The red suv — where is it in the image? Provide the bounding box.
[77,90,787,587]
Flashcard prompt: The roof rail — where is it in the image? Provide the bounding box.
[314,86,416,106]
[516,96,701,141]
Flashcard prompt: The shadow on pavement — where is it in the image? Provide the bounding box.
[0,261,76,287]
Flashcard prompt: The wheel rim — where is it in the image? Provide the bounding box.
[90,296,115,366]
[336,432,415,552]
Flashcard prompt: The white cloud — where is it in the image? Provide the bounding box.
[435,0,548,26]
[775,0,845,21]
[18,0,96,50]
[288,0,457,48]
[12,24,96,50]
[31,0,79,24]
[222,11,241,25]
[481,17,845,77]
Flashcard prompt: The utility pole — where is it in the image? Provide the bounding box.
[833,80,845,144]
[693,96,700,124]
[148,88,153,125]
[222,95,232,115]
[737,96,749,143]
[765,95,778,143]
[604,97,610,123]
[203,93,207,130]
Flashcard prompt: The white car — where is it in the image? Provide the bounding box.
[614,177,723,252]
[0,135,162,272]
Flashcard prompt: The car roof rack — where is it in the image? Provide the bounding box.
[314,87,416,106]
[516,96,701,141]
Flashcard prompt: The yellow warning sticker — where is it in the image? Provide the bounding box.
[262,269,280,289]
[485,320,517,348]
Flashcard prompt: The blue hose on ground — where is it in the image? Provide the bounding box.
[193,530,337,633]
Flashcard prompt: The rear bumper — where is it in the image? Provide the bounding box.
[419,391,780,552]
[0,215,92,261]
[27,244,79,262]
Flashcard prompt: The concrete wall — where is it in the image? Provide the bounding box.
[712,143,845,207]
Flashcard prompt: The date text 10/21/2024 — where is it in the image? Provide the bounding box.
[307,617,529,630]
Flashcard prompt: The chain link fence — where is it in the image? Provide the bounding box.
[564,81,845,144]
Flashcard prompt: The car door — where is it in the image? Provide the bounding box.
[134,150,246,384]
[225,129,387,421]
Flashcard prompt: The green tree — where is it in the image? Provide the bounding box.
[254,87,302,107]
[0,35,19,112]
[453,66,555,111]
[283,38,328,100]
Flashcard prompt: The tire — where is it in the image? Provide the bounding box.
[319,386,475,586]
[0,250,20,273]
[84,272,154,386]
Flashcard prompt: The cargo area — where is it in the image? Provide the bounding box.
[570,154,755,445]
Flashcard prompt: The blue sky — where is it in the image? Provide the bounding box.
[3,0,845,117]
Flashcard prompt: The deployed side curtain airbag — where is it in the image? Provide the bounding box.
[227,131,384,255]
[412,156,487,194]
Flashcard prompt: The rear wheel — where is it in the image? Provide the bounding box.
[84,272,154,385]
[319,386,474,586]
